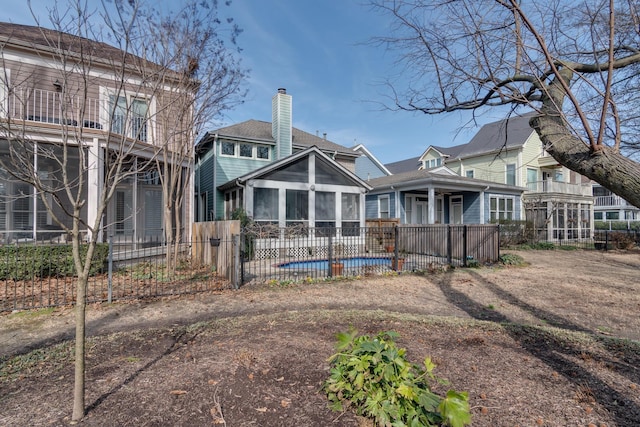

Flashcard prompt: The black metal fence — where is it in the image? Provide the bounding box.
[0,238,234,312]
[500,224,640,251]
[240,224,500,285]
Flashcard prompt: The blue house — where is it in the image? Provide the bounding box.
[366,167,525,225]
[194,89,371,230]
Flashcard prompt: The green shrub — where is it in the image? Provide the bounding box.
[0,243,108,280]
[324,329,471,427]
[499,253,525,266]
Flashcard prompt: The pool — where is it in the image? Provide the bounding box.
[278,257,392,270]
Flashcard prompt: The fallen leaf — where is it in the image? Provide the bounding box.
[479,393,486,399]
[481,407,488,415]
[170,390,188,395]
[208,379,218,385]
[255,407,267,412]
[248,373,254,380]
[281,399,291,408]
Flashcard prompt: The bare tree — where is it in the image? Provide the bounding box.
[100,1,246,268]
[0,0,245,420]
[371,0,640,208]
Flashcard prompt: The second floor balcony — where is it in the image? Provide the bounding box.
[2,87,149,142]
[594,195,635,208]
[526,179,593,197]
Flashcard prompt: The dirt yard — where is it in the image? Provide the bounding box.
[1,249,639,426]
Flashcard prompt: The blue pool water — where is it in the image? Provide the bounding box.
[278,257,392,270]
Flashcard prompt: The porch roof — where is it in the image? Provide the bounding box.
[368,168,526,194]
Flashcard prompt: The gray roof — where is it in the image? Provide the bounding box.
[0,22,159,72]
[207,119,356,156]
[441,113,537,160]
[385,156,421,174]
[368,168,525,193]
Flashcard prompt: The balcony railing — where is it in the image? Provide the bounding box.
[3,87,147,141]
[594,195,631,207]
[526,179,592,197]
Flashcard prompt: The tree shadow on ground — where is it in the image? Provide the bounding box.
[436,271,640,426]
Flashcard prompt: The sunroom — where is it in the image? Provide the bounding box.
[217,146,371,258]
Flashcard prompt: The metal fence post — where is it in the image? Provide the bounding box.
[108,235,113,303]
[393,225,399,271]
[446,225,452,265]
[233,234,240,289]
[328,233,333,277]
[462,225,468,267]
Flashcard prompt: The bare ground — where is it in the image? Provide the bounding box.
[1,249,639,426]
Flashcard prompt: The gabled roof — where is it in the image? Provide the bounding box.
[201,119,357,157]
[352,144,392,176]
[0,22,163,74]
[217,145,372,191]
[368,168,526,193]
[385,156,421,174]
[441,113,537,160]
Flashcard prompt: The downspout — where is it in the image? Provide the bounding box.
[480,185,490,224]
[212,133,218,221]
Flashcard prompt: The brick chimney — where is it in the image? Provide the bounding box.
[272,88,292,160]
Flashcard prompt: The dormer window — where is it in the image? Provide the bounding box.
[425,158,442,168]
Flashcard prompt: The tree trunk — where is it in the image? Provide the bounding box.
[530,70,640,209]
[72,273,87,421]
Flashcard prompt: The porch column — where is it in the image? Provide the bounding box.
[427,186,435,224]
[87,137,104,242]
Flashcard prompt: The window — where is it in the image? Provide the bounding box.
[131,98,148,141]
[465,170,474,178]
[506,164,516,186]
[254,188,278,221]
[221,141,235,156]
[555,171,564,182]
[425,158,442,169]
[490,196,514,222]
[109,95,149,141]
[342,193,360,235]
[220,141,270,160]
[286,190,308,227]
[257,146,270,160]
[526,168,538,191]
[606,211,619,220]
[115,189,133,235]
[379,195,390,219]
[404,196,412,224]
[239,143,253,158]
[316,191,336,236]
[594,212,603,220]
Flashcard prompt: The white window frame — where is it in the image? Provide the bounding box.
[465,170,474,178]
[0,69,9,119]
[506,164,516,186]
[220,141,271,160]
[101,87,155,143]
[379,195,390,219]
[490,195,515,222]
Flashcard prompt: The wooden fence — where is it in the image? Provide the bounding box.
[192,220,240,284]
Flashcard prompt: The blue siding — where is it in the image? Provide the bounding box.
[365,195,378,218]
[355,156,387,181]
[462,192,481,223]
[365,192,396,218]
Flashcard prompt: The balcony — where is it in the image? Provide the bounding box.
[526,179,592,197]
[2,87,147,141]
[595,195,632,208]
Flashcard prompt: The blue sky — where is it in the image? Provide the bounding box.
[4,0,504,164]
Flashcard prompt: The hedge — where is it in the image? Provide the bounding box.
[0,243,109,280]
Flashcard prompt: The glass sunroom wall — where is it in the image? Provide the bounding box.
[0,140,88,243]
[36,144,88,242]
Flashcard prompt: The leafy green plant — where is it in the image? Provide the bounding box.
[499,253,525,266]
[324,329,471,427]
